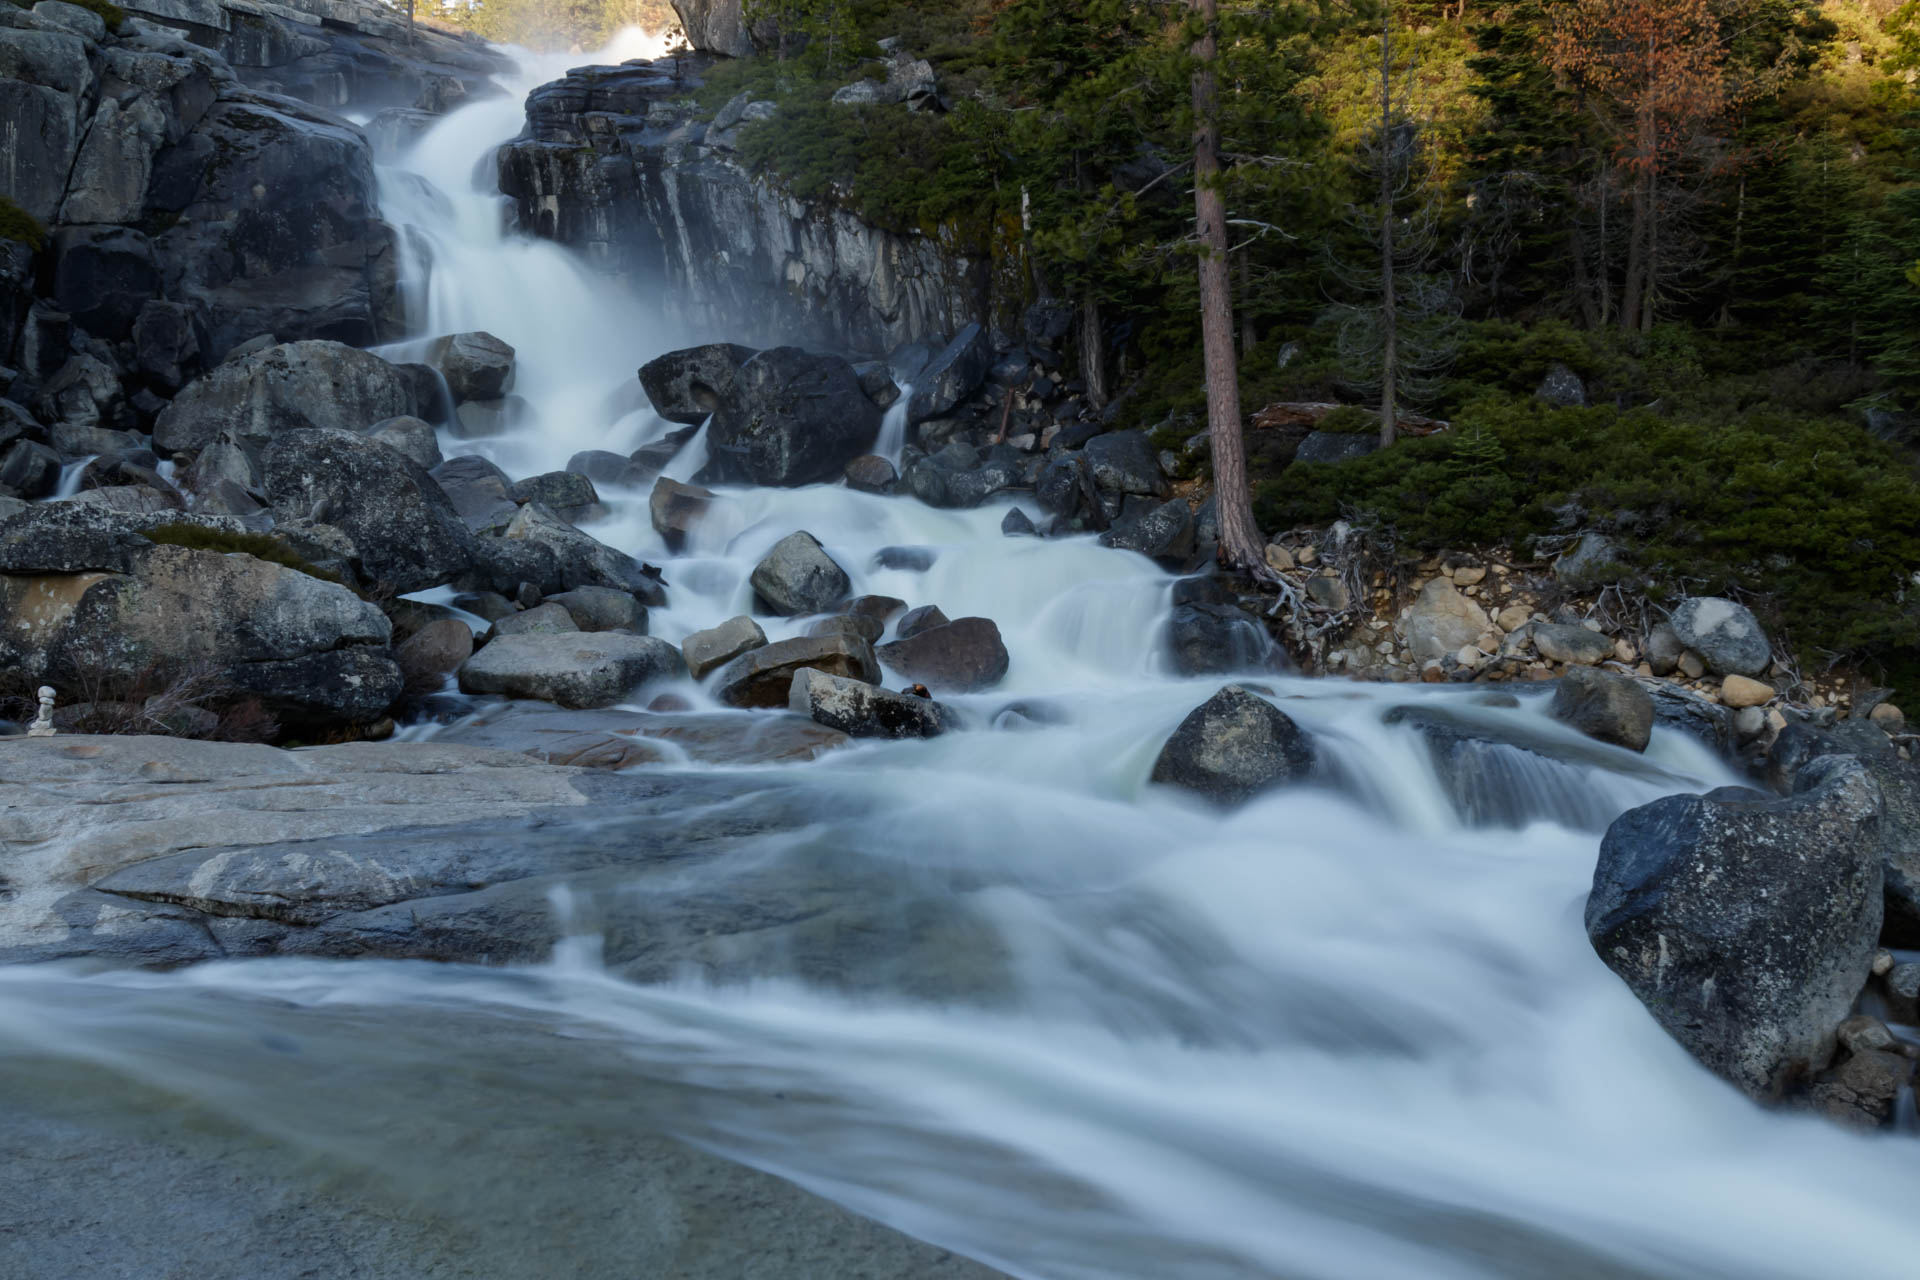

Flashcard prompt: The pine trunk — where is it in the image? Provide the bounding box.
[1189,0,1263,574]
[1378,6,1398,450]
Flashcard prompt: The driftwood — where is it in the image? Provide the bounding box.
[1250,402,1449,436]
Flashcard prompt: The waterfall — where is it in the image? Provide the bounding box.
[874,382,916,465]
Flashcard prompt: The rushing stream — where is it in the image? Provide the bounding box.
[5,31,1919,1280]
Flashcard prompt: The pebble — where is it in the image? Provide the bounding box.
[1720,674,1774,709]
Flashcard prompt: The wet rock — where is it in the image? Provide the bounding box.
[1531,621,1614,667]
[432,453,517,531]
[1150,685,1315,807]
[1080,429,1166,497]
[1099,498,1195,567]
[682,615,767,680]
[808,614,883,644]
[498,502,663,602]
[871,545,936,573]
[428,331,514,403]
[788,667,955,739]
[452,395,535,440]
[846,595,906,624]
[1809,1047,1915,1131]
[713,635,879,708]
[750,531,850,616]
[487,601,578,640]
[365,415,442,471]
[1645,622,1683,676]
[261,428,473,594]
[895,605,950,640]
[1402,579,1490,663]
[1549,668,1653,752]
[907,323,992,422]
[1648,683,1735,755]
[844,453,897,494]
[1586,758,1886,1099]
[1167,598,1279,677]
[547,586,647,634]
[395,617,473,690]
[154,341,412,457]
[875,617,1009,693]
[648,476,713,552]
[1001,507,1037,537]
[705,347,881,486]
[1669,596,1771,677]
[638,342,757,425]
[458,632,683,710]
[510,470,598,519]
[568,449,648,490]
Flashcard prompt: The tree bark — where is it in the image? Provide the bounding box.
[1189,0,1265,576]
[1377,4,1398,450]
[1081,295,1109,409]
[1620,109,1654,331]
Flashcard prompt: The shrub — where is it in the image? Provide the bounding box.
[0,196,46,252]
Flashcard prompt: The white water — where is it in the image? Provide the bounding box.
[6,31,1920,1280]
[875,381,917,465]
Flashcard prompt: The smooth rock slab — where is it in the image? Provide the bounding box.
[1150,685,1315,807]
[459,633,683,709]
[789,667,955,739]
[1586,757,1886,1099]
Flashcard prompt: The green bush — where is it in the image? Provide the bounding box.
[1256,395,1920,693]
[1316,405,1378,435]
[0,196,46,251]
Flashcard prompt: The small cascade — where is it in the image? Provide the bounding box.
[873,383,916,464]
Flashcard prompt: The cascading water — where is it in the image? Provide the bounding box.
[874,383,917,465]
[6,31,1920,1280]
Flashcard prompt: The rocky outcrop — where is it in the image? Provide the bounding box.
[1587,759,1885,1100]
[496,57,1015,355]
[704,347,882,486]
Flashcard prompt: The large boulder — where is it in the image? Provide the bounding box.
[669,0,755,57]
[1531,621,1614,667]
[0,28,90,224]
[458,632,683,709]
[638,342,757,425]
[1149,685,1315,807]
[428,331,515,402]
[705,347,883,486]
[1401,578,1490,663]
[261,428,472,594]
[750,531,850,616]
[874,617,1010,693]
[1549,668,1653,752]
[906,323,992,422]
[1586,759,1886,1100]
[712,634,879,708]
[788,667,955,739]
[1669,596,1771,677]
[648,476,712,551]
[1165,578,1281,676]
[154,340,413,457]
[1080,430,1166,497]
[0,507,398,728]
[1099,498,1196,567]
[682,614,766,680]
[494,502,664,602]
[150,98,401,359]
[50,225,158,341]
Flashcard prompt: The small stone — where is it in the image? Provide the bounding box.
[1678,651,1707,679]
[1613,638,1636,663]
[1838,1016,1897,1056]
[1872,949,1895,977]
[1732,706,1767,739]
[1452,565,1487,586]
[1869,702,1906,732]
[1296,545,1318,565]
[1495,605,1531,634]
[1264,543,1295,573]
[1454,645,1485,670]
[1719,674,1774,709]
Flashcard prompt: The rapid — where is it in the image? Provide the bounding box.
[4,31,1918,1280]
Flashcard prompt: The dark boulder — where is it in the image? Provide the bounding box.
[1549,668,1654,752]
[649,476,713,551]
[431,453,517,532]
[364,415,441,471]
[496,502,664,602]
[871,545,936,573]
[261,428,472,593]
[750,531,850,616]
[0,440,60,499]
[569,448,647,489]
[1586,758,1885,1099]
[1167,598,1280,677]
[682,614,767,680]
[705,347,882,486]
[895,604,949,640]
[511,470,598,519]
[1081,429,1166,497]
[546,585,648,634]
[154,340,412,457]
[459,632,684,710]
[844,453,897,494]
[789,667,955,739]
[713,635,880,708]
[639,342,757,425]
[1293,431,1379,466]
[907,323,993,423]
[875,617,1009,693]
[1099,498,1195,567]
[1150,685,1315,807]
[1001,507,1038,537]
[51,225,157,342]
[428,331,514,402]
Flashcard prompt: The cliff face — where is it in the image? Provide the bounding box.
[497,58,1014,358]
